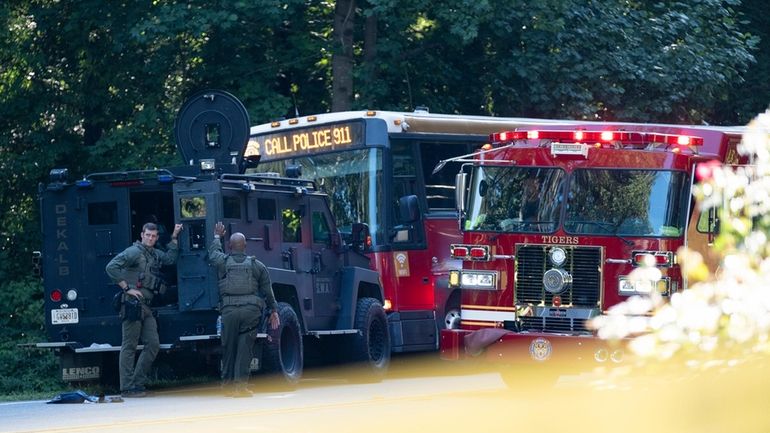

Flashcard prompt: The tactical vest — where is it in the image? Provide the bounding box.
[122,243,161,300]
[219,255,258,297]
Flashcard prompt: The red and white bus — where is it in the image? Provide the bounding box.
[439,122,745,369]
[247,110,566,352]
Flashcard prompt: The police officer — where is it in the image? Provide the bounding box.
[106,221,183,398]
[208,221,279,397]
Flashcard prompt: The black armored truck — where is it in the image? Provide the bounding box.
[36,91,390,387]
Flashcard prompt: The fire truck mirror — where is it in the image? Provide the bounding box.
[454,173,467,213]
[708,207,720,245]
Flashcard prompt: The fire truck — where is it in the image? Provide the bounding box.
[36,90,389,387]
[438,123,746,378]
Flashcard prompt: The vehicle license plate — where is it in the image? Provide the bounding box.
[52,308,79,324]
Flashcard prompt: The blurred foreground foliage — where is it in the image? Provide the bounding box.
[593,110,770,377]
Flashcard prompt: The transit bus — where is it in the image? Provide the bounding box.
[247,111,565,352]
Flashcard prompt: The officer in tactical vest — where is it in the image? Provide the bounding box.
[209,222,280,397]
[106,221,183,398]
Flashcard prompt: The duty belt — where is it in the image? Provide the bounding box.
[221,294,260,306]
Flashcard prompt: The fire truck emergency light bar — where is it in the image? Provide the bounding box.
[489,130,704,147]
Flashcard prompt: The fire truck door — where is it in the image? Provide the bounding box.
[174,180,221,311]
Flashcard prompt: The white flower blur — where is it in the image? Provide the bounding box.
[592,109,770,361]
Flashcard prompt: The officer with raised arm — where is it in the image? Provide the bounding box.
[209,222,279,397]
[106,221,183,398]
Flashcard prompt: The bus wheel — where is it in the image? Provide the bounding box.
[350,297,390,382]
[263,302,303,386]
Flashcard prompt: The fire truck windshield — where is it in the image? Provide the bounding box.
[254,148,386,245]
[464,167,689,237]
[464,166,565,233]
[565,169,689,237]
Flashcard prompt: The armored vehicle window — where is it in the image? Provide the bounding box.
[88,202,118,225]
[312,211,331,245]
[282,208,302,242]
[258,198,276,220]
[223,196,241,219]
[180,196,206,219]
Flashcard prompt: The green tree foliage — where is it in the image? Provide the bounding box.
[0,0,763,395]
[712,0,770,124]
[354,0,757,122]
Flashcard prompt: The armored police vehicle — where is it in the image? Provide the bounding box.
[37,90,390,387]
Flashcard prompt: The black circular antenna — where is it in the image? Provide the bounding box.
[174,90,250,168]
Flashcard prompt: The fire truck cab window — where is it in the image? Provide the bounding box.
[88,202,117,225]
[565,169,688,237]
[465,166,564,233]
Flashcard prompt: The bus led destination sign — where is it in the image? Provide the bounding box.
[246,121,364,159]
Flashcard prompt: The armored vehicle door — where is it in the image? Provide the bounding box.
[174,179,221,311]
[41,180,132,329]
[307,196,343,329]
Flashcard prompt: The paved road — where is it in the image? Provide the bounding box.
[2,354,768,433]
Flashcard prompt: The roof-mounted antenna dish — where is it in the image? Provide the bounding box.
[174,89,250,170]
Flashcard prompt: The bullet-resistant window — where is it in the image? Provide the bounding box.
[223,196,241,219]
[88,202,117,225]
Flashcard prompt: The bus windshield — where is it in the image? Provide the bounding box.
[253,148,386,245]
[464,166,565,233]
[565,169,689,237]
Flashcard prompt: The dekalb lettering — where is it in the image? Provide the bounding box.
[55,204,70,276]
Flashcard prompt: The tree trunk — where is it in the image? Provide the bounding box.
[363,10,377,63]
[331,0,356,112]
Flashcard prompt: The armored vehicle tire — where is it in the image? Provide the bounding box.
[350,297,390,382]
[263,302,303,386]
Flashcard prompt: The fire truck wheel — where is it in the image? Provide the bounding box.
[349,297,390,382]
[262,302,303,386]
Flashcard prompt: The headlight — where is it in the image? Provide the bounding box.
[459,271,498,290]
[549,247,567,266]
[543,268,572,294]
[618,276,670,296]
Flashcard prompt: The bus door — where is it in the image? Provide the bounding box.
[174,180,221,311]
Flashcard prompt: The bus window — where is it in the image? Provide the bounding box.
[418,141,476,212]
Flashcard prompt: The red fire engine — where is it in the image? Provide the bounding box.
[439,122,745,373]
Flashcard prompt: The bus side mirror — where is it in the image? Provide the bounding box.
[455,173,466,214]
[351,223,371,252]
